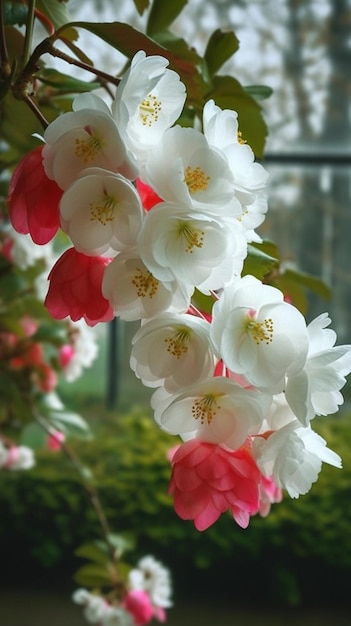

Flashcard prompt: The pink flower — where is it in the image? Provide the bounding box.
[47,430,65,452]
[258,474,283,517]
[59,344,75,368]
[168,439,262,530]
[45,247,115,326]
[122,589,154,625]
[7,145,62,244]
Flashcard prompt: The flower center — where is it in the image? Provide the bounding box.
[90,195,117,225]
[75,127,102,162]
[179,222,204,253]
[247,311,274,345]
[237,130,247,145]
[192,394,220,425]
[132,268,159,298]
[164,327,190,359]
[184,166,210,193]
[139,93,162,126]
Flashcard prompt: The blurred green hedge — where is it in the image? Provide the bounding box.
[1,405,351,607]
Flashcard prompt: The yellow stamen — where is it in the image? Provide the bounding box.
[132,268,159,298]
[139,93,162,127]
[164,328,190,359]
[75,134,102,162]
[247,317,274,345]
[179,222,204,253]
[237,130,247,145]
[192,394,219,425]
[184,165,210,193]
[90,196,117,225]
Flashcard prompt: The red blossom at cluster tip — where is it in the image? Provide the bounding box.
[7,145,62,245]
[168,439,263,530]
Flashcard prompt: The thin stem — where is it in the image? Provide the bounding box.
[35,416,119,570]
[23,94,49,129]
[22,0,36,69]
[49,44,121,86]
[0,0,9,69]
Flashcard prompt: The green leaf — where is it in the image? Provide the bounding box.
[3,2,27,26]
[244,84,274,101]
[204,29,239,78]
[133,0,150,15]
[146,0,188,36]
[191,290,214,317]
[38,68,100,92]
[152,30,201,63]
[208,75,268,157]
[243,244,279,280]
[36,0,77,40]
[44,409,92,440]
[281,268,331,301]
[75,542,109,565]
[20,423,47,450]
[74,562,115,587]
[53,22,205,106]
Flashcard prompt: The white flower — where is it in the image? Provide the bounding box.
[130,312,215,392]
[72,588,107,624]
[144,125,239,214]
[285,312,351,425]
[102,606,133,626]
[261,392,296,432]
[112,50,186,158]
[101,247,193,321]
[203,99,269,193]
[62,320,99,383]
[59,168,144,256]
[237,193,268,243]
[253,420,342,498]
[43,94,137,190]
[128,555,172,609]
[6,446,35,470]
[137,202,247,292]
[6,229,53,270]
[203,100,269,242]
[154,376,271,450]
[210,275,308,392]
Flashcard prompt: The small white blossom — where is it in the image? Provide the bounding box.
[59,168,144,256]
[128,555,172,609]
[210,275,309,392]
[112,50,186,159]
[102,247,193,321]
[130,312,215,392]
[102,606,133,626]
[285,313,351,425]
[253,420,342,498]
[62,320,99,383]
[203,99,269,193]
[43,94,137,190]
[154,376,271,450]
[138,202,247,292]
[6,228,52,270]
[144,125,239,214]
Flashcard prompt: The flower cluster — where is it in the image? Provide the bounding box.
[73,555,172,626]
[7,50,351,530]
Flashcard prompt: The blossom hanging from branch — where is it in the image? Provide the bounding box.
[7,47,351,538]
